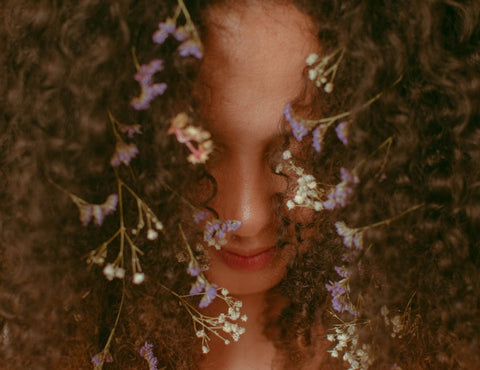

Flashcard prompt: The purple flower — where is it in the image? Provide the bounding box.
[193,210,210,224]
[91,352,113,366]
[312,125,328,153]
[340,167,359,184]
[131,59,167,110]
[178,40,203,59]
[334,221,364,249]
[334,265,351,279]
[118,123,142,138]
[199,283,218,308]
[335,121,349,145]
[110,141,139,167]
[187,260,201,277]
[153,18,177,44]
[326,280,358,316]
[78,203,93,227]
[322,168,359,209]
[283,103,308,141]
[173,26,189,41]
[139,342,158,370]
[73,194,118,227]
[190,276,206,295]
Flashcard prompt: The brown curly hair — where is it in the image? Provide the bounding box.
[1,0,479,369]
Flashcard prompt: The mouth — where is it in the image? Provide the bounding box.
[216,247,276,271]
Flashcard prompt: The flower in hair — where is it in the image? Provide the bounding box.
[203,219,242,250]
[71,194,118,227]
[153,18,177,44]
[335,121,349,145]
[169,112,214,164]
[131,59,167,110]
[335,221,364,250]
[283,103,308,141]
[117,122,142,138]
[323,167,360,210]
[139,342,159,370]
[312,124,328,152]
[199,283,218,308]
[110,140,139,167]
[91,351,113,367]
[178,39,203,59]
[152,13,203,59]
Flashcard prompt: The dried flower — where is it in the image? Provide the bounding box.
[117,123,142,138]
[131,59,167,110]
[203,219,242,250]
[71,194,118,227]
[283,103,308,141]
[312,124,328,153]
[335,221,364,250]
[169,113,214,164]
[187,259,201,277]
[110,141,139,167]
[193,210,210,224]
[199,283,218,308]
[335,121,349,145]
[178,39,203,59]
[323,167,359,210]
[139,342,158,370]
[133,272,145,284]
[153,18,177,44]
[91,351,113,367]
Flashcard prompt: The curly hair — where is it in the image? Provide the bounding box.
[1,0,479,369]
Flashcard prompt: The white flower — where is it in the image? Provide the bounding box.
[202,345,210,354]
[286,200,295,209]
[133,272,145,284]
[306,53,319,66]
[147,229,158,240]
[282,150,292,160]
[308,69,318,80]
[114,267,125,279]
[324,82,334,93]
[103,263,115,281]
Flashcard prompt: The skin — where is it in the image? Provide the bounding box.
[198,1,320,296]
[196,2,323,369]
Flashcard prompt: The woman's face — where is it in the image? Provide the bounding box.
[197,2,319,296]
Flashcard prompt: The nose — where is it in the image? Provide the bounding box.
[210,154,279,240]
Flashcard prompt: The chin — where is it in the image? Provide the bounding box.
[205,247,294,296]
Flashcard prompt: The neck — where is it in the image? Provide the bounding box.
[199,291,277,370]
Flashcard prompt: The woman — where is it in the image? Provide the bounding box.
[1,0,479,369]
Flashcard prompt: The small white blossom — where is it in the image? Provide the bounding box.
[282,150,292,160]
[147,229,158,240]
[103,263,115,281]
[133,272,145,284]
[306,53,319,66]
[114,267,125,279]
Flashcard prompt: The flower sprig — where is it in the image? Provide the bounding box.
[131,0,204,110]
[306,48,345,93]
[168,112,214,164]
[278,150,359,212]
[178,225,247,354]
[153,0,203,59]
[326,315,374,370]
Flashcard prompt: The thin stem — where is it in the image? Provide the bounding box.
[95,280,126,370]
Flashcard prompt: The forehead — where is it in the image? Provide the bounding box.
[197,2,319,144]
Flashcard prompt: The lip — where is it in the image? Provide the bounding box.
[216,247,276,271]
